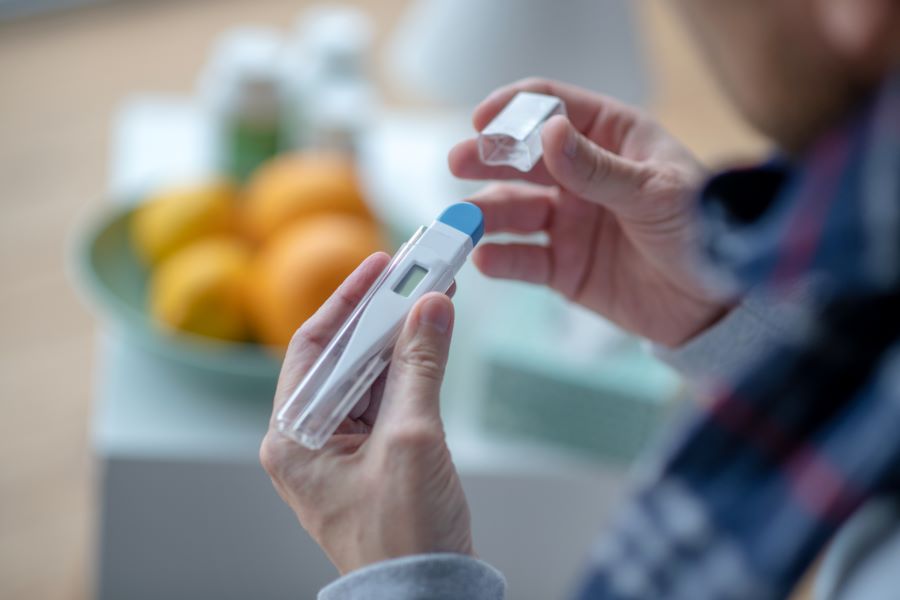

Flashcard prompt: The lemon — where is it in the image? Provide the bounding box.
[149,237,252,342]
[242,153,373,242]
[131,180,237,265]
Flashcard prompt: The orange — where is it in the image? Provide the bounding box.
[131,179,237,265]
[149,237,253,342]
[242,152,373,242]
[248,214,384,348]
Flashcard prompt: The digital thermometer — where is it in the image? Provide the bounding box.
[276,202,484,449]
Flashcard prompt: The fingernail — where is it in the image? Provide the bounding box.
[419,296,451,334]
[563,125,578,159]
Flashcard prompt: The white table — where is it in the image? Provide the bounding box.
[94,334,632,600]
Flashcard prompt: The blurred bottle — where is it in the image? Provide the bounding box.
[199,27,287,182]
[282,6,378,156]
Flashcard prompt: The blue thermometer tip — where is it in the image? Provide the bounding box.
[438,202,484,246]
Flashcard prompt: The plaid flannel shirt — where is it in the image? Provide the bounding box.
[576,73,900,600]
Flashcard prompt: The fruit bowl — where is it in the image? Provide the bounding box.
[70,203,283,381]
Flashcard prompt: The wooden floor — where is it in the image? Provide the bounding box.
[0,1,783,598]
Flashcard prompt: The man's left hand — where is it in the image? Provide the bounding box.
[260,252,474,575]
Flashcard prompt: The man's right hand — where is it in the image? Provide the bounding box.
[449,78,732,348]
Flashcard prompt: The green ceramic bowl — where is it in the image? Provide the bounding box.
[70,204,282,381]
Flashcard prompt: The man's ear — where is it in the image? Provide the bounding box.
[815,0,900,74]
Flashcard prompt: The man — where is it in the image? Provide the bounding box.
[260,0,900,597]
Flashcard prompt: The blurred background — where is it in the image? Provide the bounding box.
[0,0,770,599]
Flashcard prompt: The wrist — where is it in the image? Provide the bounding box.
[637,288,739,350]
[653,280,818,381]
[671,299,736,348]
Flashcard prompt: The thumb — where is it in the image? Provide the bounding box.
[372,293,454,438]
[541,114,647,209]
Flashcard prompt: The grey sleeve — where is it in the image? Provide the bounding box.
[652,280,819,382]
[318,554,506,600]
[816,496,900,600]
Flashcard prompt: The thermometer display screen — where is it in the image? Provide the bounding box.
[394,264,428,297]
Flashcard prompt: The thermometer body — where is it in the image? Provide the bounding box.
[276,203,483,449]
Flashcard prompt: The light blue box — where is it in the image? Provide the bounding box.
[476,287,682,463]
